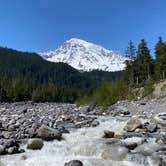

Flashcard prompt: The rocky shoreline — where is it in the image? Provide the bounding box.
[0,97,166,166]
[0,102,103,156]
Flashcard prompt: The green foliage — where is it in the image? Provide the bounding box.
[123,39,154,87]
[128,90,139,101]
[125,40,136,59]
[142,79,154,97]
[78,95,91,105]
[0,47,96,88]
[93,80,128,106]
[136,39,154,84]
[155,37,166,80]
[84,70,122,83]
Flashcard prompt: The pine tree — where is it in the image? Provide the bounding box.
[125,40,136,60]
[123,40,137,86]
[155,37,166,80]
[136,39,153,84]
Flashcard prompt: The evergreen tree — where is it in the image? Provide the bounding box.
[136,39,153,84]
[155,37,166,80]
[123,60,134,86]
[125,40,136,59]
[123,40,137,86]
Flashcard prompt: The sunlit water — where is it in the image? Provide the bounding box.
[0,116,158,166]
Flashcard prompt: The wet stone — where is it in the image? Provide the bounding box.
[64,160,83,166]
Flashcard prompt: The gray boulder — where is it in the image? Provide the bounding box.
[37,124,62,141]
[27,138,44,150]
[124,117,142,132]
[103,130,115,138]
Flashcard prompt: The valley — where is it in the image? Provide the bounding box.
[0,1,166,166]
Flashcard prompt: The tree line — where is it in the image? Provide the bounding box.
[124,37,166,87]
[80,37,166,106]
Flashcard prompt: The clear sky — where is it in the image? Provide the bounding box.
[0,0,166,55]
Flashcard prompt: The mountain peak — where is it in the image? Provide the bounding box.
[40,38,128,72]
[67,38,87,43]
[66,38,92,47]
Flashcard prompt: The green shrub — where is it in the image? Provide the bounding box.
[142,79,154,97]
[93,80,128,106]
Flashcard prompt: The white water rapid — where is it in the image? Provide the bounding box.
[0,116,158,166]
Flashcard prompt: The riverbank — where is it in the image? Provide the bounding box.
[0,97,166,165]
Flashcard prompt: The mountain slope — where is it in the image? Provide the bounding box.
[0,47,95,88]
[40,38,128,72]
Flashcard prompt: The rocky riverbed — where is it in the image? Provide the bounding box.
[0,97,166,166]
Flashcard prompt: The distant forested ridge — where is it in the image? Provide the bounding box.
[0,47,121,102]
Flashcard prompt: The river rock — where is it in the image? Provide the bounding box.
[144,122,157,133]
[122,142,137,150]
[28,123,41,138]
[7,146,19,154]
[154,113,166,127]
[91,120,100,127]
[103,130,115,138]
[64,160,83,166]
[37,124,62,141]
[8,125,16,132]
[87,103,96,112]
[4,139,19,149]
[27,138,44,150]
[124,117,142,132]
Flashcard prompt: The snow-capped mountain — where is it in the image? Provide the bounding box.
[39,38,128,72]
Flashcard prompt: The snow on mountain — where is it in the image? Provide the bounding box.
[39,38,128,72]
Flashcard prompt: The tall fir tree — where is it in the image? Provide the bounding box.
[125,40,136,60]
[123,40,136,86]
[155,37,166,80]
[136,39,154,84]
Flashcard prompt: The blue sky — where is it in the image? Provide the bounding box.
[0,0,166,55]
